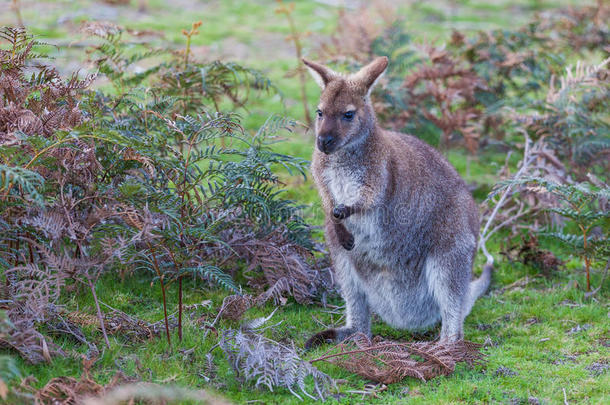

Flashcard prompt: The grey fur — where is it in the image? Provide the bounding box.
[303,57,491,346]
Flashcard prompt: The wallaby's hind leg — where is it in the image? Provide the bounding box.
[425,243,474,342]
[305,250,370,349]
[329,250,371,339]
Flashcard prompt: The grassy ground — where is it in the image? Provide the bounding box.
[2,0,608,404]
[17,256,609,404]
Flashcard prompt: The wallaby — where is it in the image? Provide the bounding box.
[302,56,492,347]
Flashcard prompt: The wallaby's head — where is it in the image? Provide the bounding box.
[303,57,388,154]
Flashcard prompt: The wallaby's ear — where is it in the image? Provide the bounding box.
[302,58,338,89]
[353,56,388,96]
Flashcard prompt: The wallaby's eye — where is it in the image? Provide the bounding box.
[316,109,323,118]
[343,111,355,121]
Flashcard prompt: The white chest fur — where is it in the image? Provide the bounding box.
[322,165,362,207]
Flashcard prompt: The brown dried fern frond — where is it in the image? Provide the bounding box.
[311,333,484,384]
[122,148,156,176]
[66,310,160,342]
[48,140,102,185]
[217,220,333,305]
[218,294,256,322]
[240,228,325,305]
[1,239,109,363]
[30,357,137,405]
[0,27,95,142]
[0,314,66,364]
[21,210,69,241]
[403,45,486,153]
[6,262,67,321]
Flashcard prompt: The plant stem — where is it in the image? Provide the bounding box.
[87,275,110,349]
[14,238,20,266]
[147,242,172,347]
[12,0,24,27]
[27,240,33,263]
[285,10,312,128]
[184,34,191,69]
[479,132,534,266]
[178,275,183,341]
[182,34,192,116]
[159,272,171,346]
[166,247,184,342]
[580,224,591,291]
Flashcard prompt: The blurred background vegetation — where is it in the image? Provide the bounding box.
[0,0,608,404]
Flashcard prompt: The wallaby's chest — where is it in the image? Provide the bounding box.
[322,164,364,207]
[322,164,390,260]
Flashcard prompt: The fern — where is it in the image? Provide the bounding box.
[0,312,21,388]
[0,164,45,206]
[500,177,609,291]
[179,266,238,293]
[0,355,20,381]
[574,136,610,165]
[1,24,319,356]
[218,313,334,400]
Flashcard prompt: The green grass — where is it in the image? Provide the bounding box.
[2,0,607,404]
[14,257,609,404]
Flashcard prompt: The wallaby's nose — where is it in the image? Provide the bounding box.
[317,134,336,154]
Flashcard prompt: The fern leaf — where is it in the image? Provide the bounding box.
[0,164,45,206]
[180,266,238,292]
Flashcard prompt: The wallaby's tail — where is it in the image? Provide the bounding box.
[463,261,493,317]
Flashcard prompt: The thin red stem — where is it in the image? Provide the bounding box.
[178,276,183,341]
[147,243,172,347]
[87,275,110,348]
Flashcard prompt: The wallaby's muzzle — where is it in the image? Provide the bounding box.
[317,133,336,154]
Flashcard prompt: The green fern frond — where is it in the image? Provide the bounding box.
[180,266,238,292]
[0,164,45,206]
[574,136,610,164]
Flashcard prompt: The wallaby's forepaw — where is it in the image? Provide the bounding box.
[305,328,337,350]
[340,233,355,250]
[335,222,355,250]
[332,204,351,220]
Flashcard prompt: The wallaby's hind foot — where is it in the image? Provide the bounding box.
[304,326,367,349]
[304,329,336,349]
